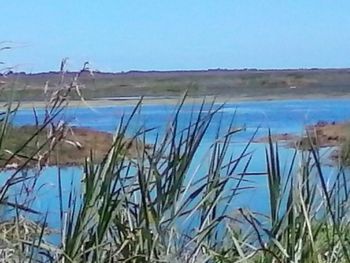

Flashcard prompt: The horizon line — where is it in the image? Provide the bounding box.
[5,67,350,75]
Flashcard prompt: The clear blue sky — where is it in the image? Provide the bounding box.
[1,1,350,72]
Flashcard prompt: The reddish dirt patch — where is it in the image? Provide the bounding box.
[255,121,350,150]
[2,125,151,169]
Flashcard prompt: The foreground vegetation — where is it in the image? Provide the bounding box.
[1,66,350,262]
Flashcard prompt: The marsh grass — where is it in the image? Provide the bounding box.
[0,63,350,262]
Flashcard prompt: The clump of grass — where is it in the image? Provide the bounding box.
[3,95,350,262]
[0,59,99,261]
[337,139,350,166]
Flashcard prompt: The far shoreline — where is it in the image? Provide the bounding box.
[13,94,350,109]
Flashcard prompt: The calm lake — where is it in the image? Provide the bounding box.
[2,98,350,236]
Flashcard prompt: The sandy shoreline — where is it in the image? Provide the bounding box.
[11,94,350,109]
[16,96,223,109]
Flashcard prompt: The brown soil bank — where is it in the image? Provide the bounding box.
[255,121,350,150]
[1,125,150,169]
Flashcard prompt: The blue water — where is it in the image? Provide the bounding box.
[12,99,350,140]
[2,99,350,239]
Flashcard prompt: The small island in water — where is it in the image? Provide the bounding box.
[1,125,151,169]
[255,121,350,165]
